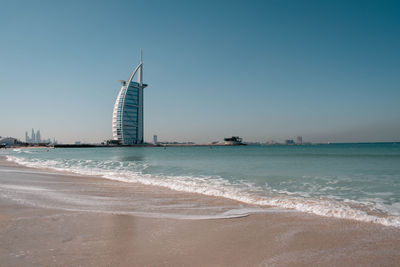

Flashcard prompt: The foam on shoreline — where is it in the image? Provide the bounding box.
[5,155,400,227]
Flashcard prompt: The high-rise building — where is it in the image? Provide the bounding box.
[296,136,303,145]
[25,131,29,143]
[31,129,35,143]
[112,50,148,145]
[153,135,158,144]
[36,130,41,143]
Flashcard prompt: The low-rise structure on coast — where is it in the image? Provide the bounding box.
[0,137,20,147]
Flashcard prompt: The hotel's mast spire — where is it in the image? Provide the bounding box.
[138,49,143,85]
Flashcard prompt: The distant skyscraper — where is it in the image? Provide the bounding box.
[36,130,41,143]
[112,50,148,145]
[31,129,35,143]
[25,131,29,143]
[296,136,303,145]
[153,135,158,144]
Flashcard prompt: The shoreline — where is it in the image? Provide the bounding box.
[5,153,400,227]
[1,157,400,265]
[1,143,247,149]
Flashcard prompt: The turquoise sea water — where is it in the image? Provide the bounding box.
[2,143,400,226]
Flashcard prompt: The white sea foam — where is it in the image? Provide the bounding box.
[12,148,34,154]
[6,155,400,227]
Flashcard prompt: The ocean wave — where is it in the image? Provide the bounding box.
[12,148,34,154]
[6,155,400,227]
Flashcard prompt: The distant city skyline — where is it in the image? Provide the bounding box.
[1,0,399,143]
[24,128,57,144]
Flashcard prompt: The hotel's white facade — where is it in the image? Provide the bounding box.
[112,52,147,144]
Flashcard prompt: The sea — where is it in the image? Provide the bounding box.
[2,143,400,227]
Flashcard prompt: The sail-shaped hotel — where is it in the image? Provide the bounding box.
[112,51,148,144]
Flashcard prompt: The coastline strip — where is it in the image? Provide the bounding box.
[1,156,400,266]
[4,155,400,227]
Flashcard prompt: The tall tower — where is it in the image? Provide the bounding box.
[36,130,41,143]
[112,50,148,144]
[25,131,29,143]
[31,129,35,143]
[296,136,303,145]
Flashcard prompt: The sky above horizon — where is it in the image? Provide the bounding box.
[1,0,399,144]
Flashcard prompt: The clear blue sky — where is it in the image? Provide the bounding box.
[1,0,399,143]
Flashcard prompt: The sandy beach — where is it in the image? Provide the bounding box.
[0,156,399,266]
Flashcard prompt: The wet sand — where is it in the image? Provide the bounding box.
[1,156,399,266]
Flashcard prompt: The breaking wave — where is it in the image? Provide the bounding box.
[6,155,400,227]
